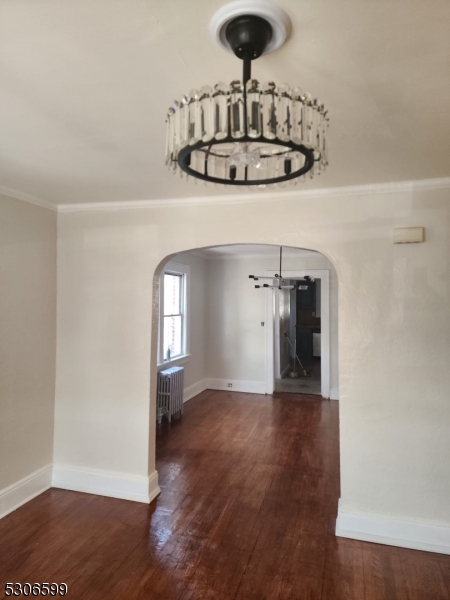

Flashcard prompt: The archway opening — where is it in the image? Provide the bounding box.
[150,241,339,487]
[148,243,340,589]
[150,243,339,413]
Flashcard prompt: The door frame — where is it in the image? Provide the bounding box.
[265,269,330,398]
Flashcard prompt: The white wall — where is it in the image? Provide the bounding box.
[205,257,266,385]
[53,213,154,481]
[205,253,339,390]
[54,184,450,552]
[0,194,56,514]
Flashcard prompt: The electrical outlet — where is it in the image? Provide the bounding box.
[227,383,233,388]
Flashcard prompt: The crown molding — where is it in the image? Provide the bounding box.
[0,185,57,212]
[2,176,450,215]
[57,176,450,213]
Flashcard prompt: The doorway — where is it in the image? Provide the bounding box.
[275,276,322,395]
[266,269,331,398]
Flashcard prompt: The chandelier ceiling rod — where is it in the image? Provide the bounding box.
[243,50,252,86]
[225,14,273,83]
[279,245,283,280]
[226,13,274,146]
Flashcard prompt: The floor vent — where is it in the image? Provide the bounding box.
[157,366,184,424]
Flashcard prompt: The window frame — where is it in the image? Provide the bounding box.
[158,262,190,368]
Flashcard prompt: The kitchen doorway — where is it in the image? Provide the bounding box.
[275,277,322,395]
[267,269,331,399]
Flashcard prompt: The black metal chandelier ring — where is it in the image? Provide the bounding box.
[177,136,315,186]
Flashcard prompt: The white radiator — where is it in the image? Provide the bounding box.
[157,366,184,424]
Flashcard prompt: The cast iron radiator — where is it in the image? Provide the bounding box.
[157,366,184,424]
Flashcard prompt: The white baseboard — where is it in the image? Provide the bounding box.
[52,465,160,504]
[336,501,450,555]
[330,387,339,400]
[183,378,208,403]
[0,465,52,520]
[206,378,266,395]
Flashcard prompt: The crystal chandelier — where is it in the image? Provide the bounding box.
[165,1,329,188]
[249,247,314,289]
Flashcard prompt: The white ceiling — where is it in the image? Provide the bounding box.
[184,244,318,259]
[1,0,450,206]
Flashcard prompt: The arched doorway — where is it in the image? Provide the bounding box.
[148,243,340,597]
[149,242,339,486]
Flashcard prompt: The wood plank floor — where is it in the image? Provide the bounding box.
[1,390,450,599]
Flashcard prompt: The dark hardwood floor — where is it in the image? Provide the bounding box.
[1,390,449,599]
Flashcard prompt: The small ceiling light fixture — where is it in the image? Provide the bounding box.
[165,0,329,188]
[249,247,314,289]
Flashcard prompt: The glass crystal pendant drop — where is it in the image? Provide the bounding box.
[165,2,329,187]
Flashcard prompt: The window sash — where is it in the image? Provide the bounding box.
[163,314,183,359]
[163,273,183,317]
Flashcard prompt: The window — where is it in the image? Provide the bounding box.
[159,262,189,365]
[163,273,183,359]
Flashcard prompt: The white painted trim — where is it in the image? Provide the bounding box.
[336,502,450,556]
[330,386,339,400]
[157,354,190,371]
[0,465,52,520]
[52,465,160,504]
[265,288,276,394]
[206,378,266,395]
[184,378,208,402]
[0,185,57,211]
[274,288,281,379]
[3,176,450,214]
[266,270,331,399]
[56,176,450,213]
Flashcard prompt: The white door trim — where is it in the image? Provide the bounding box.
[274,291,282,379]
[265,269,330,398]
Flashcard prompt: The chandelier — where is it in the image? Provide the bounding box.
[165,1,329,187]
[249,247,314,289]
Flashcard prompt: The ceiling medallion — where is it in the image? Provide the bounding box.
[165,0,329,188]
